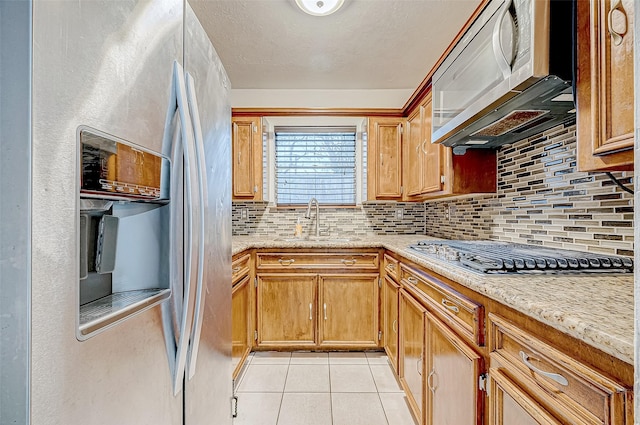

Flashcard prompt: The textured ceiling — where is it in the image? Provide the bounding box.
[191,0,481,91]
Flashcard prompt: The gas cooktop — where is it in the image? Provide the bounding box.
[409,240,634,275]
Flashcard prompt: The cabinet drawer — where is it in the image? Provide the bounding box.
[400,264,484,346]
[256,252,379,270]
[232,253,251,285]
[489,314,628,425]
[383,254,399,281]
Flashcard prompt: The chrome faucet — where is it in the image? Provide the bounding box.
[304,197,320,237]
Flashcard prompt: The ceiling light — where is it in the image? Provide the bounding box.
[295,0,345,16]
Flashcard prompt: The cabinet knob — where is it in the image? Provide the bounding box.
[278,258,295,266]
[341,259,357,266]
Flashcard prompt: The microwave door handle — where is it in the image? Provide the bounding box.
[184,72,208,380]
[170,61,198,396]
[492,0,517,79]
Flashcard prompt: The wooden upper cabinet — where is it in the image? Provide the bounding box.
[577,0,634,171]
[368,117,404,200]
[232,116,263,200]
[405,94,442,198]
[403,91,496,201]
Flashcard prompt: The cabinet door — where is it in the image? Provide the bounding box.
[383,276,399,373]
[256,273,316,347]
[232,275,251,379]
[419,95,442,194]
[405,109,423,197]
[399,289,426,422]
[425,311,483,425]
[577,0,634,170]
[318,274,379,348]
[488,368,562,425]
[368,117,404,199]
[232,116,262,199]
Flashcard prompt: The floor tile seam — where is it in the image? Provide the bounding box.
[274,391,285,425]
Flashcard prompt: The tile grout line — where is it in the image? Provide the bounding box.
[274,356,291,425]
[368,357,391,425]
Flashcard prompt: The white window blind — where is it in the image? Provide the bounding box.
[275,127,356,205]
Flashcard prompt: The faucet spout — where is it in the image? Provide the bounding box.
[305,197,320,237]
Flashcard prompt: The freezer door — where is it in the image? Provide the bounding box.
[30,0,183,423]
[183,4,233,424]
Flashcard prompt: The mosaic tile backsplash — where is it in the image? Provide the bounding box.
[424,123,634,256]
[233,122,634,256]
[232,202,426,237]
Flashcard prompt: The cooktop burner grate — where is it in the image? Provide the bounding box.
[409,240,633,274]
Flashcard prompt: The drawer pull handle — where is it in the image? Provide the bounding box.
[392,319,397,333]
[608,0,626,46]
[387,263,396,270]
[441,298,460,314]
[417,353,423,376]
[407,277,418,285]
[519,351,569,386]
[309,303,313,321]
[341,259,357,266]
[324,303,328,320]
[278,258,295,266]
[232,266,241,273]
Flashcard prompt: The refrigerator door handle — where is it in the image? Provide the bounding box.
[185,72,208,380]
[169,61,198,396]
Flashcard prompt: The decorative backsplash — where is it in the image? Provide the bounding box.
[424,123,634,256]
[231,202,425,237]
[232,122,634,256]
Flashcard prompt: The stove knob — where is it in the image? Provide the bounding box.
[586,258,600,268]
[622,257,633,268]
[535,258,547,269]
[545,258,558,269]
[556,258,568,268]
[524,258,536,269]
[514,259,525,269]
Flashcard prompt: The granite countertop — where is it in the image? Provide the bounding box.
[232,235,634,365]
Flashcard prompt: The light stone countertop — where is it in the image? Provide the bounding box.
[232,235,634,365]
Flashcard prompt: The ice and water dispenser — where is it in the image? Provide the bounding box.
[78,127,172,340]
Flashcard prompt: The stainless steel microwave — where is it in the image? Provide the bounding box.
[431,0,575,151]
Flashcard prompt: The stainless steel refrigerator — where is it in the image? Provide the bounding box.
[0,1,232,424]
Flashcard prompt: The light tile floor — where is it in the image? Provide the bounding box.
[233,351,417,425]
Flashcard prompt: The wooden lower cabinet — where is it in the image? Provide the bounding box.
[232,275,251,379]
[318,274,379,348]
[256,273,317,347]
[488,367,562,425]
[425,310,483,425]
[399,289,426,423]
[383,276,399,373]
[255,271,380,350]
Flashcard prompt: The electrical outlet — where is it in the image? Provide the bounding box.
[444,204,450,221]
[241,208,248,219]
[396,208,403,220]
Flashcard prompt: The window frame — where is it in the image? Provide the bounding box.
[262,117,368,207]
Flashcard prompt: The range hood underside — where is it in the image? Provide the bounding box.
[438,77,575,152]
